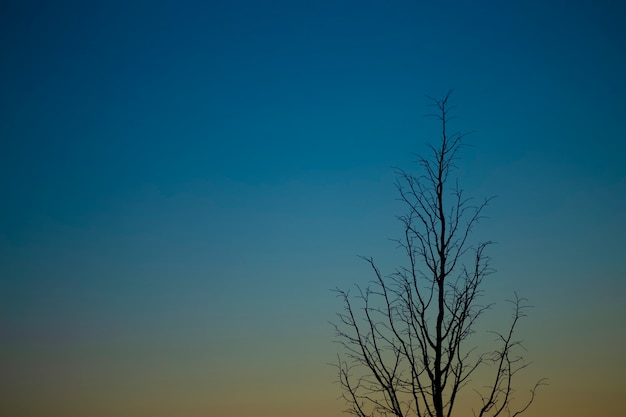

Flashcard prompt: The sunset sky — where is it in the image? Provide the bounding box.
[1,1,625,416]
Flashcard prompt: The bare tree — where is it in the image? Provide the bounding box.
[333,92,545,417]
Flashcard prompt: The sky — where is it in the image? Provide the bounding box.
[1,0,625,416]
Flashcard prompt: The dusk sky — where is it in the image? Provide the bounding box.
[1,1,625,416]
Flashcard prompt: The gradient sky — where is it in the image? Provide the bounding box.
[1,1,625,416]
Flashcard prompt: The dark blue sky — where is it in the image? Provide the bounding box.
[1,1,625,416]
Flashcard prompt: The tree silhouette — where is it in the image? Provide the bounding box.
[333,92,545,417]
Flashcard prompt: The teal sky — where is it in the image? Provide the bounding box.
[1,1,625,416]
